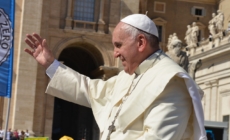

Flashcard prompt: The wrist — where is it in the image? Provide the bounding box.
[44,57,55,70]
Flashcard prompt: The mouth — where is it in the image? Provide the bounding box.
[120,57,126,66]
[120,56,125,62]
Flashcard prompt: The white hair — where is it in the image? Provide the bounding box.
[121,23,159,48]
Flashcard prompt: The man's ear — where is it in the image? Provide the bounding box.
[137,34,147,52]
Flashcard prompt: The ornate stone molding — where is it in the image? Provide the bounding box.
[210,79,218,86]
[189,41,230,61]
[176,0,216,5]
[204,79,219,88]
[220,89,230,97]
[204,81,211,88]
[52,36,113,67]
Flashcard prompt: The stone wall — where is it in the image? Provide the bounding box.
[142,0,216,50]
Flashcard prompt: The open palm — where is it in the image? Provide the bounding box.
[24,33,55,69]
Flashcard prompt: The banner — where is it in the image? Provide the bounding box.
[0,1,15,98]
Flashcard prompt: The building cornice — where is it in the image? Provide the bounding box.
[189,42,230,62]
[196,68,230,85]
[177,0,217,5]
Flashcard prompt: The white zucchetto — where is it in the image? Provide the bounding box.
[121,14,159,38]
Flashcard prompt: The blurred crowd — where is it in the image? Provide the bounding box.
[0,127,30,140]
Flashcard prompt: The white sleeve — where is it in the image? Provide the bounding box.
[46,59,60,79]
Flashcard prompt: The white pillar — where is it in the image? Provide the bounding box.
[65,0,73,29]
[210,79,218,121]
[98,0,105,33]
[99,0,105,23]
[204,81,211,120]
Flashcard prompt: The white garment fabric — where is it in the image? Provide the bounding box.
[47,50,206,140]
[0,130,3,138]
[46,60,59,79]
[6,131,11,140]
[25,132,29,137]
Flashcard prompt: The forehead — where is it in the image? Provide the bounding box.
[112,22,129,41]
[113,22,124,35]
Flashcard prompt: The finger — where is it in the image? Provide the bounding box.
[26,34,37,44]
[24,48,34,56]
[42,39,48,50]
[33,33,43,45]
[25,39,36,49]
[35,41,40,48]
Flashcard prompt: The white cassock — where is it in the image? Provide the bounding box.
[46,50,207,140]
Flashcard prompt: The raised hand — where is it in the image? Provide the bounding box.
[24,33,55,69]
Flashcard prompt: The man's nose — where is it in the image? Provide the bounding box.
[113,50,118,58]
[113,49,119,58]
[113,48,119,58]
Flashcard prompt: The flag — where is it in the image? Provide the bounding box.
[0,0,15,98]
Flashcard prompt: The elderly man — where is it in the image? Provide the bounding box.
[24,14,206,140]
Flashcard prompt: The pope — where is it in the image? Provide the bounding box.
[24,14,207,140]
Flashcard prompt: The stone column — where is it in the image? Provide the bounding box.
[210,79,218,121]
[97,0,105,33]
[65,0,73,29]
[204,81,211,120]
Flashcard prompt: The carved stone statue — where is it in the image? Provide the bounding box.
[227,21,230,31]
[227,21,230,32]
[171,33,178,42]
[190,22,199,47]
[216,10,224,34]
[188,59,202,80]
[167,34,173,51]
[166,36,201,80]
[208,13,217,36]
[184,25,192,46]
[166,39,189,72]
[227,21,230,42]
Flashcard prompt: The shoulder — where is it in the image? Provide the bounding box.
[159,54,186,71]
[153,54,188,80]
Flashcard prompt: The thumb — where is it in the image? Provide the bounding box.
[42,39,49,50]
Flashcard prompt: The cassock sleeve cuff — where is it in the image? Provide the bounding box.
[46,59,60,79]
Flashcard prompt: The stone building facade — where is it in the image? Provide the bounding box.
[0,0,229,139]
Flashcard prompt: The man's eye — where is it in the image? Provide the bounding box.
[115,43,122,48]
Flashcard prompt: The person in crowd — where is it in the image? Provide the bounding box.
[19,131,25,140]
[11,129,19,140]
[6,128,12,140]
[25,130,29,138]
[0,127,3,140]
